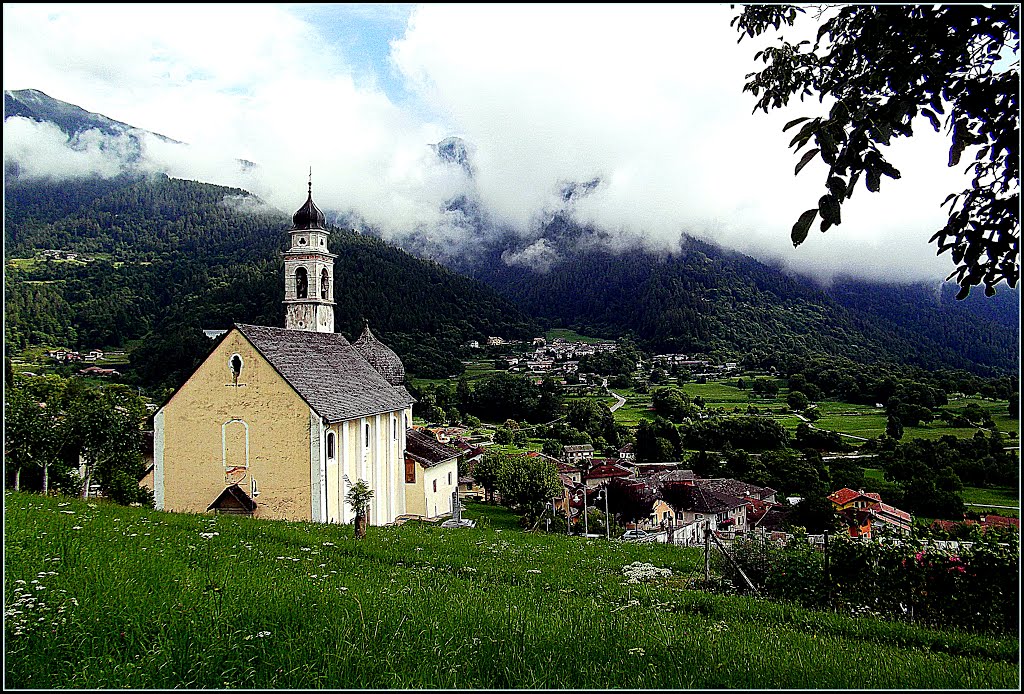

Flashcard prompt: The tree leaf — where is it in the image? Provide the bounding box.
[819,194,841,226]
[866,169,882,193]
[783,117,811,132]
[826,176,847,199]
[845,171,860,199]
[922,108,942,132]
[794,148,820,175]
[791,208,818,246]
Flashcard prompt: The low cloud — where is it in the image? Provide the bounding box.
[4,117,134,180]
[3,4,982,286]
[501,238,561,274]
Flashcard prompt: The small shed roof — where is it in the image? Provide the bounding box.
[207,484,257,513]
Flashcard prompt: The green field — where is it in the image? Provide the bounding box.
[961,486,1020,518]
[4,491,1018,689]
[544,329,611,344]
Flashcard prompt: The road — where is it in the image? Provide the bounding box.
[604,379,627,412]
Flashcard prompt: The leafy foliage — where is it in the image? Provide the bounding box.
[4,374,152,505]
[732,4,1020,297]
[724,532,1019,634]
[492,452,563,528]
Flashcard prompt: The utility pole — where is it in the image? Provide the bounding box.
[596,487,611,540]
[823,529,831,607]
[583,487,588,537]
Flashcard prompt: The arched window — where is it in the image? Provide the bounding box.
[295,267,308,299]
[320,268,330,299]
[229,354,243,385]
[326,432,336,460]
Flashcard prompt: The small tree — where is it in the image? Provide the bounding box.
[886,414,905,441]
[495,454,562,529]
[787,390,810,412]
[345,479,374,538]
[606,477,656,529]
[473,450,507,503]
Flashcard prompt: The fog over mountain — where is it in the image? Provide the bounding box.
[4,3,991,291]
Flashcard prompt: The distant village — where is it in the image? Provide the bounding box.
[468,334,741,383]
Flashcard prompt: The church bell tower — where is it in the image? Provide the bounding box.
[284,175,336,332]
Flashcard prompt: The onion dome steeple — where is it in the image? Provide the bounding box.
[292,173,326,230]
[353,319,406,386]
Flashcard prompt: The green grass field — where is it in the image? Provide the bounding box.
[961,486,1020,518]
[4,491,1018,689]
[544,329,611,344]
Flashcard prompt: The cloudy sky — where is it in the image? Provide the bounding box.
[2,3,992,285]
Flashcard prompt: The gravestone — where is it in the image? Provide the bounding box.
[451,490,462,523]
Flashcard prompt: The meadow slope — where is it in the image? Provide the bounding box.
[4,491,1019,689]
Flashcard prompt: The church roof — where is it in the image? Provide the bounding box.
[352,322,405,386]
[236,323,413,422]
[291,181,327,230]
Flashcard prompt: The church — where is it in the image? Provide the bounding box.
[152,182,458,525]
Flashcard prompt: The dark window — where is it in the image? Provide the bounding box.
[230,354,243,384]
[320,268,329,299]
[295,267,308,299]
[433,479,437,493]
[326,432,335,460]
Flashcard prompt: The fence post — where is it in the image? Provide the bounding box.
[823,529,831,608]
[704,520,711,583]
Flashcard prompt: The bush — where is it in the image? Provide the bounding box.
[720,532,1019,634]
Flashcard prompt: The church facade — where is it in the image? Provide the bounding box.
[152,182,428,525]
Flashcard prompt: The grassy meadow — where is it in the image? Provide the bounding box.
[606,379,1019,447]
[4,491,1019,689]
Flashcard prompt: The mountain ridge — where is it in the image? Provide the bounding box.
[4,90,1019,379]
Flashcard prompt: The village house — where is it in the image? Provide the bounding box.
[562,443,595,467]
[693,477,778,504]
[153,182,419,525]
[828,487,912,539]
[582,461,634,489]
[664,484,748,533]
[404,428,460,519]
[78,365,120,378]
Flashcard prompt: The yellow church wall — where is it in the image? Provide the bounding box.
[157,330,313,521]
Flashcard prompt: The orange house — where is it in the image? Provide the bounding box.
[828,488,912,539]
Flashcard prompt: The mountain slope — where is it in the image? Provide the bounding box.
[3,174,540,381]
[4,91,1019,380]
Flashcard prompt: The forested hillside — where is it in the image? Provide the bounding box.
[460,233,1019,376]
[4,174,539,386]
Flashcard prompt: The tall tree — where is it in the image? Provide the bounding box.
[732,4,1020,297]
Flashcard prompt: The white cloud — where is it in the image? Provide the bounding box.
[3,117,130,179]
[2,3,981,285]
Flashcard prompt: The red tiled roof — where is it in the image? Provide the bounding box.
[583,463,633,480]
[829,487,883,506]
[869,501,912,524]
[982,514,1020,529]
